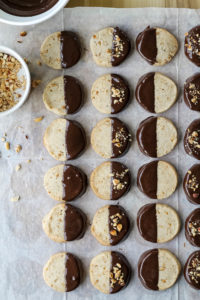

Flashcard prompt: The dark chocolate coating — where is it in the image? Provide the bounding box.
[184,73,200,111]
[137,204,157,243]
[65,253,81,292]
[110,251,131,293]
[108,205,130,245]
[137,160,158,199]
[65,120,86,160]
[62,165,87,202]
[111,27,131,66]
[183,164,200,204]
[111,74,130,114]
[184,251,200,290]
[185,26,200,67]
[64,204,86,241]
[135,72,155,113]
[0,0,58,17]
[184,119,200,160]
[136,116,157,157]
[63,76,83,114]
[110,161,131,200]
[60,31,81,69]
[185,209,200,247]
[138,248,159,290]
[136,27,157,65]
[111,117,131,158]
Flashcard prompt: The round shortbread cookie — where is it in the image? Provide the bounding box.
[43,252,81,292]
[91,205,130,246]
[185,26,200,67]
[91,117,131,159]
[137,203,180,243]
[136,116,177,158]
[185,208,200,247]
[184,73,200,111]
[43,75,83,116]
[44,164,87,202]
[135,72,178,113]
[90,27,130,67]
[40,31,81,69]
[137,160,178,199]
[138,248,181,291]
[184,119,200,160]
[42,203,86,243]
[43,118,86,161]
[90,251,131,294]
[136,26,178,66]
[183,164,200,204]
[90,161,131,200]
[91,73,130,114]
[184,250,200,289]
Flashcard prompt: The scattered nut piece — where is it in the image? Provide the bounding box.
[1,137,6,142]
[31,79,41,88]
[10,195,20,202]
[37,60,42,66]
[117,224,122,232]
[27,159,31,163]
[15,164,21,171]
[15,144,22,153]
[34,116,44,122]
[20,31,27,37]
[5,141,10,150]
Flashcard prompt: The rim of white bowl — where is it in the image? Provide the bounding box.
[0,46,31,117]
[0,0,69,26]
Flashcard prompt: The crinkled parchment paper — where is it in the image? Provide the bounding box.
[0,7,199,300]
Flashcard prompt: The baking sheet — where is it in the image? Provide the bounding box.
[0,7,200,300]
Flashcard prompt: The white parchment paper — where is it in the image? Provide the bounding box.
[0,7,200,300]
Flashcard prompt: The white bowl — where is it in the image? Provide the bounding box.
[0,0,69,26]
[0,46,31,117]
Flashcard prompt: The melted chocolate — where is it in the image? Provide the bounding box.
[111,117,131,158]
[185,26,200,66]
[135,72,155,113]
[138,248,159,290]
[62,165,87,202]
[110,161,131,200]
[60,31,81,69]
[108,205,130,245]
[185,209,200,247]
[65,120,86,160]
[63,76,82,114]
[64,204,86,241]
[0,0,58,16]
[184,119,200,160]
[137,161,158,199]
[65,253,81,292]
[137,204,157,243]
[184,73,200,111]
[136,116,157,157]
[111,74,130,114]
[110,251,131,293]
[183,164,200,204]
[111,27,131,66]
[184,251,200,289]
[136,27,157,65]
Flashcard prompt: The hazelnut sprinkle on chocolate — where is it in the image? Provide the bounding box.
[183,164,200,204]
[185,26,200,66]
[111,118,131,158]
[184,73,200,111]
[184,251,200,289]
[110,161,131,200]
[111,74,130,114]
[111,27,131,66]
[184,119,200,160]
[185,209,200,247]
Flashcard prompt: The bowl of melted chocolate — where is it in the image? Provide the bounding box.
[0,0,69,26]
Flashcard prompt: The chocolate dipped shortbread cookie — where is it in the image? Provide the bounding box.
[184,73,200,111]
[183,164,200,204]
[184,251,200,289]
[185,209,200,247]
[184,119,200,160]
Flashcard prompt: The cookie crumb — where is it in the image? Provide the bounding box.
[5,141,10,150]
[27,159,31,163]
[10,195,20,202]
[15,144,22,153]
[15,164,21,171]
[34,116,44,122]
[31,79,41,88]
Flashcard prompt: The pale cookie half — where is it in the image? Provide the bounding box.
[138,248,181,290]
[91,205,130,246]
[136,72,178,113]
[43,75,82,116]
[42,203,86,243]
[90,161,131,200]
[40,31,81,69]
[43,118,86,161]
[44,164,87,202]
[137,160,178,199]
[91,117,131,159]
[90,27,130,67]
[137,203,180,243]
[136,26,178,66]
[137,116,178,158]
[43,252,81,292]
[90,251,131,294]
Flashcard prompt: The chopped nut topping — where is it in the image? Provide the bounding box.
[188,130,200,151]
[109,212,123,238]
[110,230,117,236]
[188,256,200,284]
[110,262,125,289]
[112,32,124,59]
[188,221,200,237]
[187,172,199,193]
[111,85,125,105]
